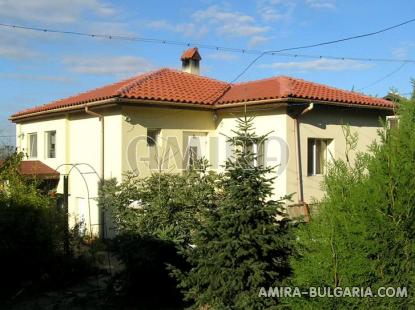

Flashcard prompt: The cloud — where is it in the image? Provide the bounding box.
[147,20,209,38]
[206,52,239,61]
[249,36,271,47]
[0,73,73,83]
[63,55,154,77]
[392,47,409,60]
[147,5,271,46]
[0,0,117,24]
[0,28,44,60]
[305,0,336,9]
[261,59,371,72]
[192,6,270,38]
[0,45,38,60]
[391,42,415,60]
[257,0,296,22]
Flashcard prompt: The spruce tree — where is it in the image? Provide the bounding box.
[173,116,292,309]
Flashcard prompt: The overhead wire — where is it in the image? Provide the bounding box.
[0,21,415,65]
[231,17,415,83]
[357,62,408,91]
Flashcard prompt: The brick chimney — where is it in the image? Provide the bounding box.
[181,47,201,75]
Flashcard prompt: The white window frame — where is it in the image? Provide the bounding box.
[247,140,266,167]
[185,133,208,170]
[307,138,332,176]
[45,130,56,159]
[28,132,38,158]
[386,115,399,129]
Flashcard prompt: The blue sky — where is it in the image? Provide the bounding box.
[1,0,415,137]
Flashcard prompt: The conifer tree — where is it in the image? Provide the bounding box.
[173,116,292,309]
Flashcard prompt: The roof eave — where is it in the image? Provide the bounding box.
[10,96,395,122]
[10,98,121,122]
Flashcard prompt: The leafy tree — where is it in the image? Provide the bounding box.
[411,78,415,101]
[0,145,15,160]
[173,117,292,309]
[100,160,218,247]
[287,101,415,309]
[99,162,219,308]
[0,153,92,301]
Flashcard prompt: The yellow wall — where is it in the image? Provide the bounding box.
[15,103,389,235]
[121,105,216,177]
[17,109,123,236]
[215,107,289,201]
[285,106,388,203]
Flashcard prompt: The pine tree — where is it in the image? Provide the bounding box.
[287,101,415,309]
[173,116,292,309]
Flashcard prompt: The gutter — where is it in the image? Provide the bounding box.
[84,104,105,182]
[10,96,394,122]
[84,104,105,239]
[294,102,314,204]
[9,98,120,122]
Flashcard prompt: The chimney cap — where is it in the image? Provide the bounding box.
[181,47,202,61]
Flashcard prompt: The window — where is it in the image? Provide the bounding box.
[46,131,56,158]
[28,133,38,158]
[307,138,332,176]
[147,129,161,169]
[147,129,160,147]
[186,133,207,170]
[245,140,266,167]
[188,146,198,168]
[386,116,399,129]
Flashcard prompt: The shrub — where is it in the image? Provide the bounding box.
[0,153,93,301]
[109,233,189,309]
[99,161,219,308]
[100,160,218,247]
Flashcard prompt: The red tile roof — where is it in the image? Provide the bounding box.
[0,160,60,179]
[217,76,394,108]
[181,47,202,61]
[11,69,228,117]
[11,69,394,119]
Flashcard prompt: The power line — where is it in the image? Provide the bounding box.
[357,62,408,91]
[2,19,414,105]
[0,22,261,54]
[267,52,415,64]
[232,17,415,82]
[1,22,415,65]
[202,17,415,104]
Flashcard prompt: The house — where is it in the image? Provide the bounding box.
[10,48,395,236]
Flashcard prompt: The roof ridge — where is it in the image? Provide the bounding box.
[116,68,168,96]
[164,68,229,85]
[232,75,290,86]
[211,84,233,104]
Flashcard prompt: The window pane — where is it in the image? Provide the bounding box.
[47,131,56,158]
[388,118,399,129]
[320,140,327,174]
[29,134,37,158]
[315,140,321,174]
[188,146,198,168]
[307,139,314,175]
[257,141,265,167]
[147,129,160,146]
